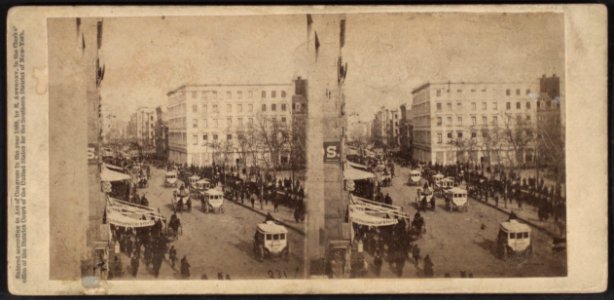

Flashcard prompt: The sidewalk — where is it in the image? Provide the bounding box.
[469,195,565,238]
[227,198,305,235]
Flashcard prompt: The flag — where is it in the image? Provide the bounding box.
[340,19,346,48]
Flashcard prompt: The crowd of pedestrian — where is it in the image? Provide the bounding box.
[351,209,433,278]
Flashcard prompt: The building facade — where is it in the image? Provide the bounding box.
[398,104,413,160]
[536,74,563,173]
[371,107,399,148]
[411,81,539,166]
[371,107,388,146]
[388,109,400,147]
[136,107,156,148]
[48,17,107,279]
[155,106,169,160]
[166,82,295,168]
[347,113,371,144]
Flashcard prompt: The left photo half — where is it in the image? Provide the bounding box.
[48,16,309,281]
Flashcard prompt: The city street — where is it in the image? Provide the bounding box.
[364,164,567,278]
[118,166,305,280]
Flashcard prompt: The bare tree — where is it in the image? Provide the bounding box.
[448,131,479,167]
[254,113,287,180]
[236,126,259,179]
[479,123,505,178]
[501,113,535,171]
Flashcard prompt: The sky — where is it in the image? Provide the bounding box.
[99,13,564,122]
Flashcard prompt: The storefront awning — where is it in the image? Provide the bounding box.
[106,197,164,228]
[348,194,407,227]
[101,166,131,182]
[344,165,375,180]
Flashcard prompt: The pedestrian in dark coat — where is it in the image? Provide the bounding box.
[373,251,383,277]
[169,245,177,268]
[180,256,191,278]
[130,253,139,277]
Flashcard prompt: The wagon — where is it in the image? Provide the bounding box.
[201,189,224,213]
[408,169,422,186]
[164,171,178,188]
[444,187,468,212]
[497,219,532,260]
[253,221,289,261]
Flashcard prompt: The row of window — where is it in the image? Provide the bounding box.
[436,114,531,127]
[191,116,288,129]
[190,102,290,114]
[435,101,532,112]
[190,89,287,100]
[192,133,228,144]
[435,88,532,97]
[435,128,533,144]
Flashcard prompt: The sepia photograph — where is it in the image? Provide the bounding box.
[7,5,607,295]
[47,12,567,281]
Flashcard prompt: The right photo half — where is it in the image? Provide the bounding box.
[303,12,566,279]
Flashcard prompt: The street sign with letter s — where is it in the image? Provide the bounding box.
[323,141,341,163]
[88,143,99,164]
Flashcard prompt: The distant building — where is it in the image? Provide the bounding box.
[136,107,156,148]
[371,107,389,146]
[126,113,137,141]
[388,109,400,147]
[371,107,398,148]
[536,74,563,173]
[347,114,370,143]
[411,80,539,166]
[155,106,169,160]
[166,82,295,167]
[399,104,413,160]
[103,116,127,143]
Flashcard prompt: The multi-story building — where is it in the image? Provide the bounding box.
[411,80,539,166]
[347,113,371,144]
[371,107,399,148]
[135,106,156,148]
[399,104,413,160]
[103,116,127,143]
[126,113,137,141]
[154,106,169,160]
[388,109,400,147]
[371,107,388,146]
[536,74,563,172]
[166,82,295,167]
